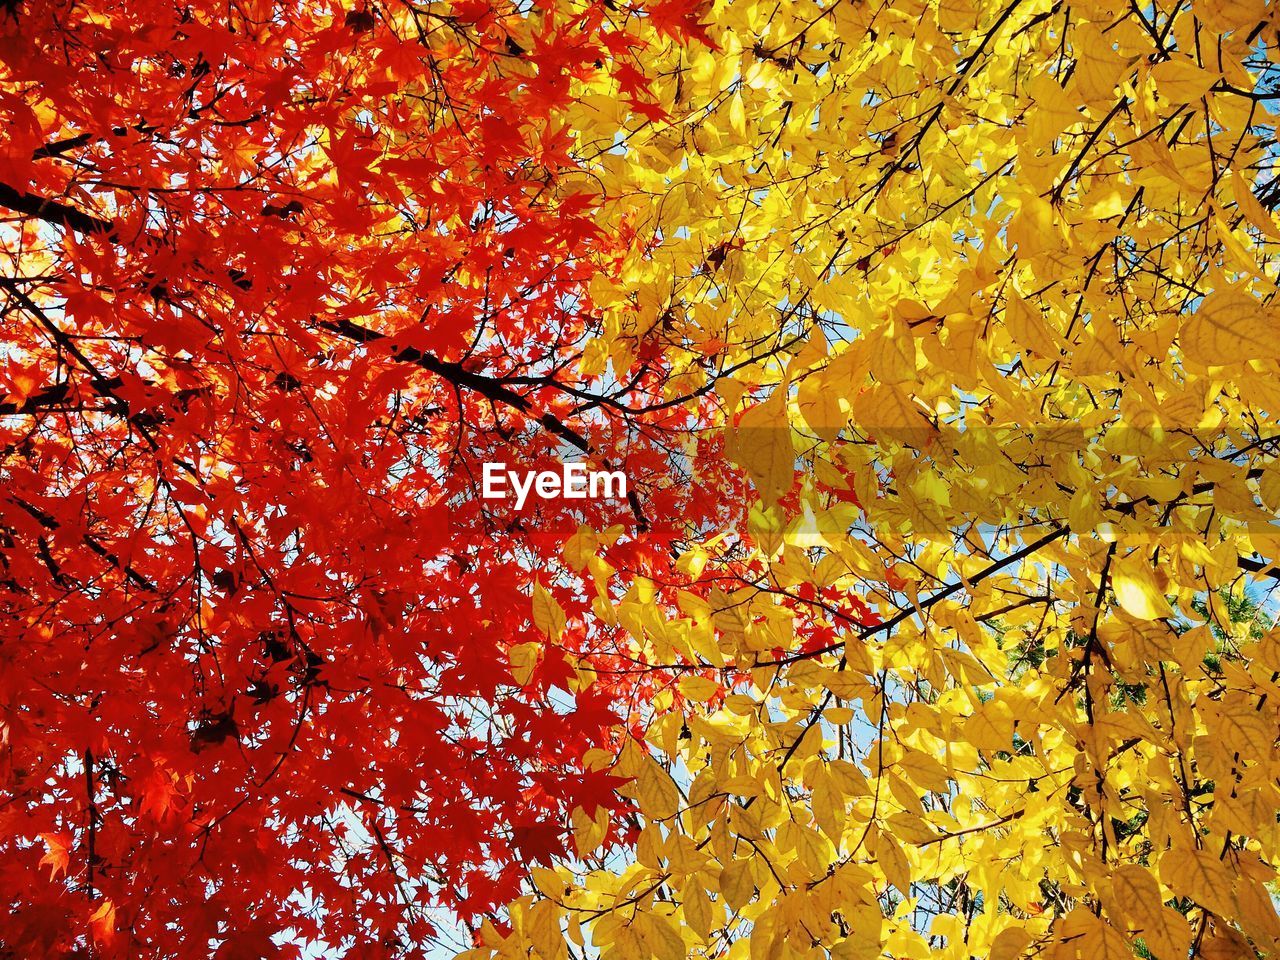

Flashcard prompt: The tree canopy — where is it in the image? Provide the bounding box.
[3,0,1280,958]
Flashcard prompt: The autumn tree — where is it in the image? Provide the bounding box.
[5,0,1280,959]
[0,0,725,956]
[462,3,1280,960]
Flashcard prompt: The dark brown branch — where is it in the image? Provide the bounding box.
[32,132,96,160]
[0,184,653,528]
[758,524,1072,668]
[319,317,651,529]
[0,376,125,416]
[0,182,117,237]
[1238,555,1280,579]
[85,748,98,899]
[319,318,591,452]
[11,496,159,592]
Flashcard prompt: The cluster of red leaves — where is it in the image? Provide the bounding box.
[0,1,718,956]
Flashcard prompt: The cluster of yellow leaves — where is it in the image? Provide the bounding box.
[472,1,1280,959]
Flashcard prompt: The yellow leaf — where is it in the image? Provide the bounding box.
[683,886,714,940]
[1112,865,1192,960]
[1112,863,1162,920]
[871,828,911,895]
[1004,293,1062,357]
[635,753,681,820]
[897,747,951,793]
[989,926,1033,960]
[571,804,608,856]
[1151,57,1219,104]
[720,858,755,911]
[1026,73,1080,142]
[1193,0,1265,30]
[1200,692,1275,764]
[1235,871,1280,946]
[728,91,746,137]
[851,381,922,438]
[798,372,848,441]
[532,582,566,640]
[1199,924,1255,960]
[1226,171,1280,241]
[1070,23,1129,105]
[636,913,685,960]
[1160,847,1237,920]
[1181,286,1280,365]
[562,527,599,571]
[508,642,542,686]
[526,900,566,960]
[1145,907,1194,960]
[1112,557,1174,620]
[530,866,565,899]
[885,811,939,846]
[830,905,882,960]
[678,675,720,703]
[1054,908,1132,960]
[734,389,795,505]
[829,759,872,797]
[810,769,846,841]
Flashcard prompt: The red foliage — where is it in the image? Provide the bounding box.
[0,1,727,956]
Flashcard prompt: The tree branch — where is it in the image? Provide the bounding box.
[319,317,650,529]
[0,182,117,237]
[0,183,653,528]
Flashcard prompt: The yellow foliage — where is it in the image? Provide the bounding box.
[467,3,1280,960]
